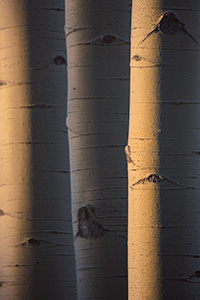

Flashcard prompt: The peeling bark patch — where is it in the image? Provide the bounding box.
[77,205,107,239]
[0,209,4,216]
[141,12,198,44]
[101,34,116,44]
[28,238,41,246]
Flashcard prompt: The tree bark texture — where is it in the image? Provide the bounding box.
[128,1,200,299]
[65,1,131,299]
[0,1,76,299]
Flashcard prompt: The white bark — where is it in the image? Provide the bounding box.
[0,1,76,299]
[65,0,131,299]
[128,1,200,299]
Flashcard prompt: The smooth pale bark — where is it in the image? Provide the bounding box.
[65,1,131,299]
[0,1,76,299]
[128,1,200,299]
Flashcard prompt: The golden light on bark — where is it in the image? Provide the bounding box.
[0,3,36,297]
[128,1,200,299]
[0,1,76,299]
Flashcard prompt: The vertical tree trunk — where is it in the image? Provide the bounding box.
[128,1,200,299]
[65,1,131,299]
[0,1,76,299]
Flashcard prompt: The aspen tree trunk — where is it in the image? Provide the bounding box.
[0,1,76,299]
[65,1,131,299]
[127,1,200,299]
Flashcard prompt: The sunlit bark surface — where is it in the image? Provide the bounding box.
[0,1,76,299]
[128,1,200,299]
[65,0,131,299]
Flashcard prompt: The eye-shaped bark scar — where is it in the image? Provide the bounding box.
[141,12,198,44]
